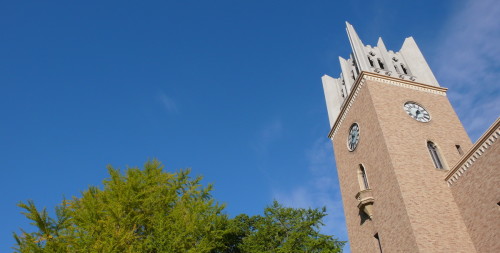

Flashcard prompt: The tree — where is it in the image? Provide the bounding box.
[14,160,345,252]
[235,201,345,253]
[14,160,227,252]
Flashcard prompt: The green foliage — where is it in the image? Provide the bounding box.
[14,160,227,253]
[235,201,345,253]
[14,160,344,252]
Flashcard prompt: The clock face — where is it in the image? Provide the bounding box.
[347,123,360,151]
[404,102,430,122]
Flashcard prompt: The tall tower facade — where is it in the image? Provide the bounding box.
[322,23,478,252]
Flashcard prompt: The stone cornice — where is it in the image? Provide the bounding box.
[327,71,448,139]
[445,118,500,186]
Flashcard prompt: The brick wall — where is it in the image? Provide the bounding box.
[449,122,500,253]
[331,74,476,252]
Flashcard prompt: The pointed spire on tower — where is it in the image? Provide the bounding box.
[321,22,440,127]
[400,37,440,86]
[345,21,363,44]
[377,37,397,75]
[345,22,370,71]
[376,37,386,50]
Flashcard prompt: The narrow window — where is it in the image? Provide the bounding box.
[359,164,369,190]
[456,145,464,155]
[351,70,356,80]
[394,64,401,74]
[374,233,383,253]
[401,64,408,74]
[427,141,444,169]
[352,57,360,75]
[368,56,374,67]
[377,58,385,69]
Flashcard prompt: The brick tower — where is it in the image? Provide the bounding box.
[322,22,478,252]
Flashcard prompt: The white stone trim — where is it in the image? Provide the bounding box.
[329,77,366,138]
[328,72,448,139]
[446,118,500,186]
[364,75,447,96]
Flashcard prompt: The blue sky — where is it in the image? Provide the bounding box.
[1,0,499,252]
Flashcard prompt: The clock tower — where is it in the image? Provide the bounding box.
[322,23,478,252]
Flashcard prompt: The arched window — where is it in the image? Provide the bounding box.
[358,164,370,190]
[427,141,445,169]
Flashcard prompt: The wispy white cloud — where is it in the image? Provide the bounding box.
[159,92,179,114]
[252,119,283,156]
[273,138,348,245]
[433,0,500,140]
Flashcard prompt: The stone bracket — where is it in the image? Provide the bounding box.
[356,189,375,218]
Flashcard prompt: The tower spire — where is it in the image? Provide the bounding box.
[345,22,370,71]
[321,22,440,127]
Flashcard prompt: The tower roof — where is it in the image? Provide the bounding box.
[322,22,439,127]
